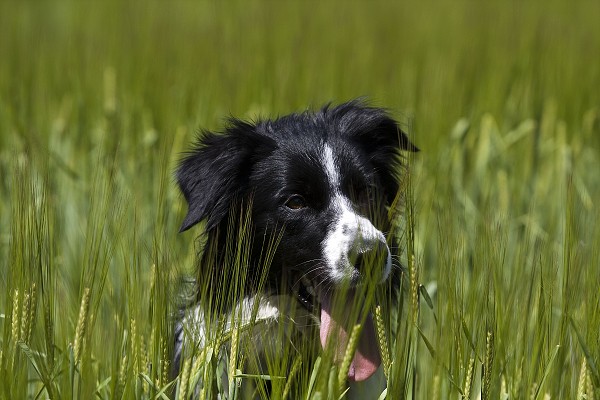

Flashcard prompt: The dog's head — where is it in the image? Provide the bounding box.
[177,100,418,381]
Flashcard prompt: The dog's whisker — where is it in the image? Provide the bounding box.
[291,264,329,287]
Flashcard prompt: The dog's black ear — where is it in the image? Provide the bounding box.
[361,112,418,205]
[351,111,419,154]
[330,101,419,204]
[176,120,276,232]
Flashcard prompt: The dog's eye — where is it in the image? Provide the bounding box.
[285,195,306,210]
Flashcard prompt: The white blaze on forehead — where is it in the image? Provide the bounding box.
[323,144,340,190]
[320,144,391,282]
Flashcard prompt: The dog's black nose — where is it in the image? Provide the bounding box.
[349,240,389,277]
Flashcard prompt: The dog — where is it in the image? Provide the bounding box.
[173,100,418,398]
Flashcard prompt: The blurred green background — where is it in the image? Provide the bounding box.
[1,1,599,399]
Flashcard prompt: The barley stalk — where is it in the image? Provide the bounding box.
[338,323,362,392]
[530,383,539,400]
[199,346,213,400]
[10,289,21,370]
[409,254,418,324]
[190,347,208,384]
[20,292,30,342]
[229,323,240,396]
[463,356,475,399]
[11,289,21,343]
[130,319,138,374]
[116,354,128,399]
[43,288,54,365]
[482,330,494,400]
[432,374,440,399]
[178,358,191,400]
[230,324,240,373]
[577,358,587,399]
[515,357,524,399]
[73,287,91,364]
[160,337,170,388]
[374,305,391,378]
[141,339,149,394]
[501,374,508,399]
[25,283,37,344]
[282,354,302,400]
[586,370,594,400]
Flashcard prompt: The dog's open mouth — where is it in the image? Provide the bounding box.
[294,276,381,382]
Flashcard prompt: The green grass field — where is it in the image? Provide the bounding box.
[1,2,599,399]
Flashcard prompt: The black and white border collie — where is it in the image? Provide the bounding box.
[174,100,418,397]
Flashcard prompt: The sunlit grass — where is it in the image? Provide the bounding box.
[1,1,599,399]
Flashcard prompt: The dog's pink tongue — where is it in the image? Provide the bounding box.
[320,290,381,382]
